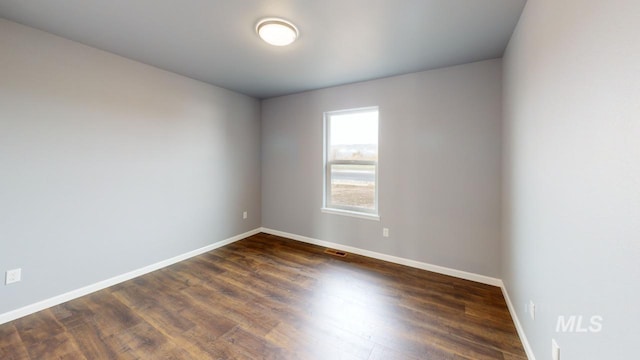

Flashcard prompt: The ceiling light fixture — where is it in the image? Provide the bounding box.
[256,18,299,46]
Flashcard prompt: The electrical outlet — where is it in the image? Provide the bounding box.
[383,228,389,237]
[552,339,560,360]
[529,300,535,320]
[243,211,247,219]
[6,268,21,285]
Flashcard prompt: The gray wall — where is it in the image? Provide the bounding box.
[502,0,640,358]
[0,19,261,314]
[262,59,503,277]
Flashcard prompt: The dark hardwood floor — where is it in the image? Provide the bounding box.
[0,233,526,359]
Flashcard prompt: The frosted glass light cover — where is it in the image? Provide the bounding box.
[257,19,298,46]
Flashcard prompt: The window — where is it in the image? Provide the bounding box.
[323,107,379,219]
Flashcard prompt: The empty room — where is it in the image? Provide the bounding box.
[0,1,637,359]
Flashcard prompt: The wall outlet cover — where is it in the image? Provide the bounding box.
[529,300,535,320]
[6,268,22,285]
[552,339,560,360]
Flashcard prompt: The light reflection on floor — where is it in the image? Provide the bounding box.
[304,265,397,358]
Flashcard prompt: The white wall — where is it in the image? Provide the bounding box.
[502,0,640,358]
[262,59,503,278]
[0,19,261,315]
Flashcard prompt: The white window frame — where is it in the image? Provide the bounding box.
[322,107,379,221]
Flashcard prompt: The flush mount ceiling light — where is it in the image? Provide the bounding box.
[256,18,299,46]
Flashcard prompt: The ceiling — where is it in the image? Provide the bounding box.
[0,0,526,99]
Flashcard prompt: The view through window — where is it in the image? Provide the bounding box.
[324,107,379,215]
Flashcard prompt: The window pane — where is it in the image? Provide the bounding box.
[329,164,375,210]
[329,110,378,161]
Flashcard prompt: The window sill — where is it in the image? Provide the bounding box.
[321,208,380,221]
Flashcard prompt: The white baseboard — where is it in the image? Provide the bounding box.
[500,283,536,360]
[1,226,535,360]
[260,227,534,359]
[0,228,261,325]
[260,227,502,287]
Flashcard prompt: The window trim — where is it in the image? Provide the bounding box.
[320,207,381,221]
[323,107,379,218]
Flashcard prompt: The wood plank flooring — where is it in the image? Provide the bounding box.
[0,233,527,359]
